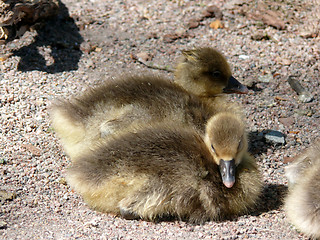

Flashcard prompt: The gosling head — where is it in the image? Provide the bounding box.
[174,47,248,97]
[204,112,247,188]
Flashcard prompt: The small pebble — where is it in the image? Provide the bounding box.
[258,73,273,83]
[298,91,314,103]
[264,130,286,145]
[239,55,249,60]
[279,117,294,126]
[187,19,200,29]
[136,52,152,62]
[0,221,7,229]
[86,218,100,227]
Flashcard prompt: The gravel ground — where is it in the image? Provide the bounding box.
[1,0,319,239]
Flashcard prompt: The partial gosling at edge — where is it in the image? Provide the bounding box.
[284,141,320,239]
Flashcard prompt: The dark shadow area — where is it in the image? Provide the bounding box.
[251,183,288,216]
[248,130,271,155]
[12,0,83,73]
[207,184,288,223]
[248,130,285,155]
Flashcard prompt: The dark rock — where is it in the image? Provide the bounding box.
[251,32,271,41]
[206,5,223,19]
[163,33,179,43]
[187,19,200,29]
[264,130,285,145]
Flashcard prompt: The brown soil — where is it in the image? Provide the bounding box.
[1,0,319,239]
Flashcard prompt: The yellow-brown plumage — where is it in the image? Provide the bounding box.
[175,48,248,97]
[284,141,320,239]
[66,113,262,223]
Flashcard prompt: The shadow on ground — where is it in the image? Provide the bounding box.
[248,130,285,156]
[252,183,288,216]
[12,0,83,73]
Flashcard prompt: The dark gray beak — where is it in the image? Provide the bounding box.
[219,159,236,188]
[223,76,248,94]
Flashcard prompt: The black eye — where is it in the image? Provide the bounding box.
[211,144,215,153]
[212,71,221,78]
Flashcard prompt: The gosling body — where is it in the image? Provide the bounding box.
[285,141,320,239]
[66,115,262,223]
[51,75,219,158]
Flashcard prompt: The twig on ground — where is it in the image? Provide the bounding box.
[130,53,173,72]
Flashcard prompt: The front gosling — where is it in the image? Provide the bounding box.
[66,112,262,223]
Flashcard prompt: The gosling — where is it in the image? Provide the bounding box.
[284,140,320,239]
[51,48,247,160]
[66,112,262,223]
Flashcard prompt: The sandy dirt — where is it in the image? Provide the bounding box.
[0,0,319,239]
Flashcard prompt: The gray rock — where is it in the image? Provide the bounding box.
[298,91,314,103]
[264,130,285,144]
